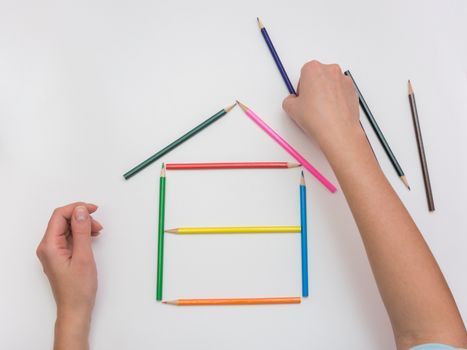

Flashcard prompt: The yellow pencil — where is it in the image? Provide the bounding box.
[165,226,301,234]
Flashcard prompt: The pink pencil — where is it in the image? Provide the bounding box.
[237,101,337,193]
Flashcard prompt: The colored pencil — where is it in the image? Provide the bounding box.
[163,297,301,306]
[165,162,300,170]
[156,164,166,301]
[165,226,301,234]
[123,103,236,179]
[236,100,337,193]
[257,17,296,95]
[408,80,435,211]
[344,70,410,190]
[300,171,309,297]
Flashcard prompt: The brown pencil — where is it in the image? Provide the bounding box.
[408,80,435,211]
[163,297,301,306]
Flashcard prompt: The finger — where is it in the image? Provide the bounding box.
[282,94,298,117]
[91,218,103,233]
[45,202,98,239]
[71,206,93,262]
[64,218,102,237]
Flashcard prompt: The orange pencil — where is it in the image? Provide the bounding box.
[163,297,301,306]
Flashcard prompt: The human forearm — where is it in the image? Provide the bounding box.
[324,127,466,348]
[54,310,91,350]
[282,60,466,348]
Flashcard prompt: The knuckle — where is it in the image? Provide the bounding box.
[329,64,342,75]
[36,245,44,259]
[37,241,53,259]
[302,60,321,74]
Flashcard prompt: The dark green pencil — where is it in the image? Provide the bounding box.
[156,164,166,301]
[123,103,236,180]
[344,70,410,190]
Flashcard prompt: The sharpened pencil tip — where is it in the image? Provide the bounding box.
[300,171,305,185]
[257,17,264,29]
[165,228,177,233]
[224,102,237,113]
[236,100,248,112]
[408,80,414,95]
[160,163,166,177]
[400,176,410,190]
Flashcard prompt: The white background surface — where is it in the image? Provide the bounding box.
[1,0,466,349]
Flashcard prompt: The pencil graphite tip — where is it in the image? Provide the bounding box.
[400,175,410,190]
[236,100,248,112]
[160,163,166,177]
[257,17,264,29]
[224,102,237,113]
[163,300,177,305]
[165,228,177,233]
[408,80,414,95]
[288,162,301,168]
[300,171,305,185]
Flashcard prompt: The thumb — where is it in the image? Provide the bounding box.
[71,205,93,262]
[282,94,299,118]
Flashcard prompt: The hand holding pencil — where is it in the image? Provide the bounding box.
[282,61,362,157]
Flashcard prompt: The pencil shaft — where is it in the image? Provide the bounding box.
[156,174,166,301]
[123,108,228,179]
[171,226,301,234]
[166,162,292,170]
[409,93,435,211]
[239,103,336,193]
[260,26,296,95]
[344,71,406,177]
[300,184,309,297]
[172,297,301,306]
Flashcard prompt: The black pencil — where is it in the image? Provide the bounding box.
[408,80,435,211]
[345,70,410,190]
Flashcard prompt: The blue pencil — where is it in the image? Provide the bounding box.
[257,17,296,95]
[300,171,309,297]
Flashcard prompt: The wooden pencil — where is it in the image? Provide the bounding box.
[237,100,337,193]
[156,164,166,301]
[344,70,410,190]
[408,80,435,211]
[165,226,301,234]
[257,17,296,95]
[165,162,301,170]
[300,171,309,297]
[163,297,301,306]
[123,103,236,179]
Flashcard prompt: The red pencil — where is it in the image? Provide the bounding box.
[165,162,301,170]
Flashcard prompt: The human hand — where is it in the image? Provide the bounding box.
[36,202,103,349]
[282,60,361,154]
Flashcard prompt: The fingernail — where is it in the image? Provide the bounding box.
[75,206,89,222]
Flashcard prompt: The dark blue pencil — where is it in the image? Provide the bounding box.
[257,17,296,95]
[300,171,309,297]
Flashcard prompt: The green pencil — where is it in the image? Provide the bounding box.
[123,103,236,180]
[156,164,166,301]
